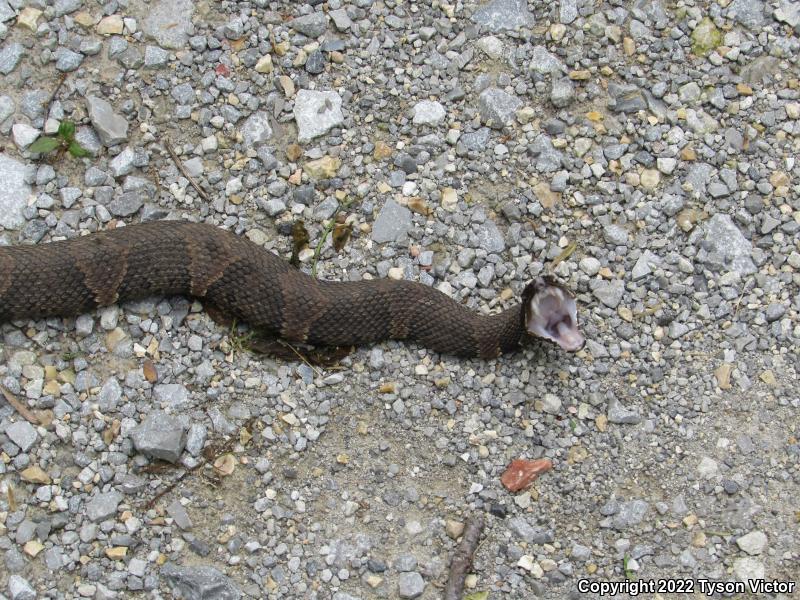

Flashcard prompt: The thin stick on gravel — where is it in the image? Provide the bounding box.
[164,139,209,201]
[444,512,486,600]
[0,384,41,425]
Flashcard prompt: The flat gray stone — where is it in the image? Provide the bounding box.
[0,0,16,23]
[85,490,123,522]
[54,47,83,72]
[607,398,642,424]
[8,575,36,600]
[86,96,129,146]
[144,45,169,68]
[529,134,563,172]
[153,383,190,408]
[701,213,756,276]
[736,530,767,555]
[289,12,328,38]
[130,411,187,463]
[471,0,535,31]
[12,124,39,149]
[478,87,521,129]
[6,420,38,452]
[612,500,649,530]
[161,563,241,600]
[609,83,647,113]
[475,219,506,253]
[530,45,563,74]
[293,89,343,143]
[592,279,624,308]
[632,250,661,280]
[143,0,193,49]
[559,0,578,24]
[733,557,764,582]
[0,95,14,124]
[0,154,31,229]
[109,147,136,177]
[0,42,24,75]
[412,100,446,126]
[728,0,765,29]
[167,499,193,530]
[241,111,273,147]
[550,77,575,108]
[372,199,412,243]
[775,0,800,28]
[397,572,425,599]
[603,224,629,246]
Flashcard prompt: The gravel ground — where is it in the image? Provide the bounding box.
[0,0,799,599]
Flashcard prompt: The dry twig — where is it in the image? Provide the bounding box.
[0,384,40,425]
[164,140,209,201]
[444,512,486,600]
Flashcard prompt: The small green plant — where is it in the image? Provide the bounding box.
[27,120,91,158]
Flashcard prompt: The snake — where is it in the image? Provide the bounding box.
[0,220,584,359]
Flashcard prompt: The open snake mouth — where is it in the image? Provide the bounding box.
[523,278,584,352]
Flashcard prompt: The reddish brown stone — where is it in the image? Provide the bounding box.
[500,458,553,492]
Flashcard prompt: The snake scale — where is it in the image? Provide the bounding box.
[0,220,583,358]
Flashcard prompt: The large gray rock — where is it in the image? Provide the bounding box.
[161,563,241,600]
[530,45,563,75]
[289,12,328,38]
[293,89,343,143]
[0,154,31,229]
[478,87,521,129]
[85,490,123,522]
[727,0,765,29]
[0,42,24,75]
[8,575,36,600]
[143,0,194,49]
[397,572,425,599]
[372,199,412,244]
[412,100,446,126]
[130,411,187,463]
[241,111,273,147]
[701,213,756,276]
[86,96,129,146]
[471,0,535,31]
[0,1,16,23]
[5,421,38,452]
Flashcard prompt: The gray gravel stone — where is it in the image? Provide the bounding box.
[0,42,23,75]
[479,88,521,129]
[161,563,241,600]
[293,89,343,143]
[143,0,194,49]
[8,575,36,600]
[412,100,446,126]
[86,490,123,522]
[5,420,38,452]
[130,411,187,463]
[397,572,425,599]
[86,96,129,146]
[471,0,534,31]
[0,0,15,23]
[241,111,272,147]
[607,398,642,425]
[54,47,83,72]
[612,500,649,530]
[153,383,190,408]
[289,12,328,38]
[550,78,575,108]
[372,199,412,243]
[701,214,756,276]
[167,500,193,530]
[736,530,767,555]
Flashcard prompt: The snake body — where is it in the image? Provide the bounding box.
[0,221,583,359]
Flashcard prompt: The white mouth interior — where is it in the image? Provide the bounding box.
[526,286,584,352]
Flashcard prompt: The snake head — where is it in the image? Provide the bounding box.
[522,277,584,352]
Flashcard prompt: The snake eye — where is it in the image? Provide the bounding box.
[525,282,584,352]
